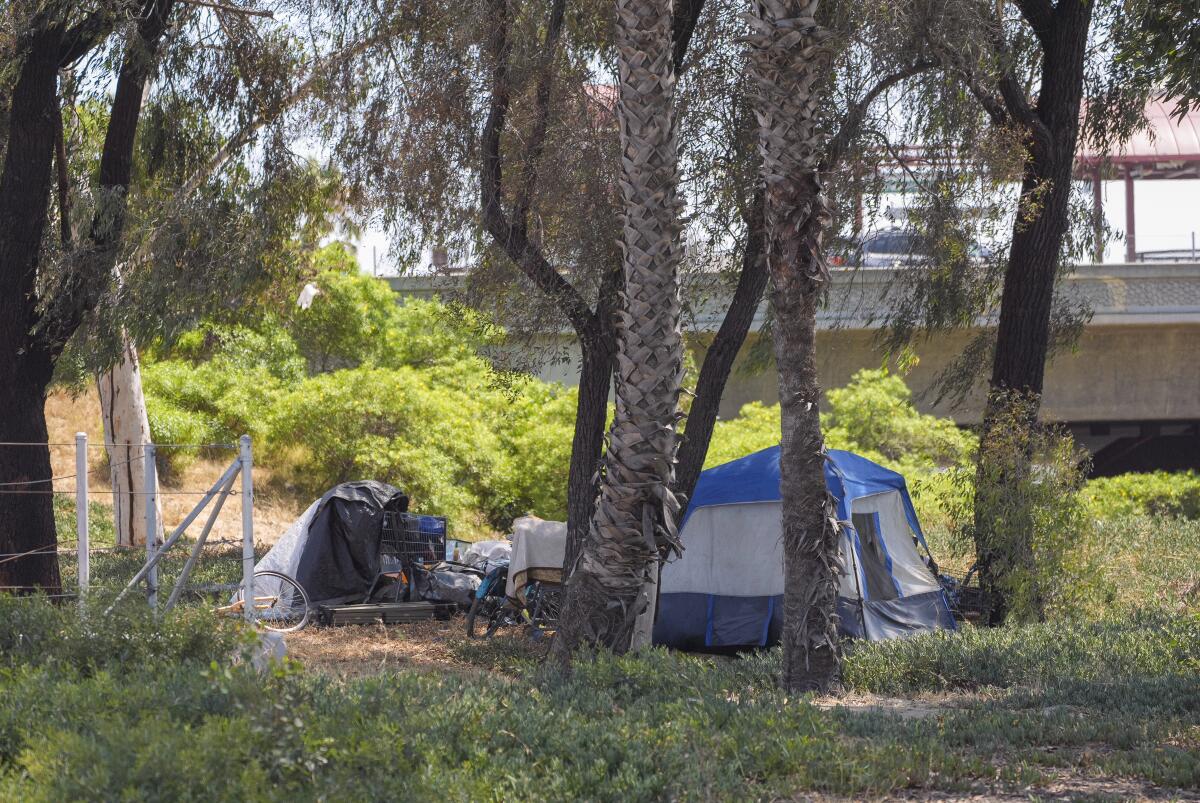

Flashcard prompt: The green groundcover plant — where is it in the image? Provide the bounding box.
[0,593,1195,801]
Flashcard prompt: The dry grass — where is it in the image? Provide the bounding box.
[811,690,982,720]
[45,389,305,545]
[285,617,533,680]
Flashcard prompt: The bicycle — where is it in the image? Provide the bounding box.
[217,570,311,633]
[465,562,560,641]
[465,563,512,638]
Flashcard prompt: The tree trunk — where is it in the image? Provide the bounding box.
[973,2,1093,624]
[675,189,767,504]
[771,248,841,692]
[0,4,171,589]
[564,331,616,574]
[98,339,162,547]
[0,363,62,593]
[746,0,841,692]
[553,0,684,658]
[0,26,67,592]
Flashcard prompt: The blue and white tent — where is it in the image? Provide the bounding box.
[653,447,955,649]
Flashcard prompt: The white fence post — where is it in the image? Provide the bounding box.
[75,432,89,608]
[240,435,254,623]
[144,443,158,610]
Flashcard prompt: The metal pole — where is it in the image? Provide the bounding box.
[240,435,254,623]
[75,432,89,609]
[144,443,158,610]
[164,467,238,613]
[106,458,239,615]
[1123,166,1137,262]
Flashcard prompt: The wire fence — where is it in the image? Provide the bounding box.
[0,436,257,618]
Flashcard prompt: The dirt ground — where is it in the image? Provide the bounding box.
[286,618,474,677]
[283,615,544,680]
[46,390,306,546]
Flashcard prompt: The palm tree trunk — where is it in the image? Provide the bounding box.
[553,0,684,657]
[745,0,842,692]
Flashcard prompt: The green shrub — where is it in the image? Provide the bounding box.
[285,247,499,375]
[967,394,1097,622]
[1,603,1196,800]
[1084,471,1200,520]
[495,381,577,522]
[265,362,573,534]
[704,400,781,469]
[0,595,247,675]
[142,348,291,446]
[822,368,977,469]
[144,396,216,478]
[842,612,1200,694]
[142,274,563,533]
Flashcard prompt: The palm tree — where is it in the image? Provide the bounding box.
[552,0,685,657]
[744,0,842,692]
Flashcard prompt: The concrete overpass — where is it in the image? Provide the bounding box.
[390,262,1200,474]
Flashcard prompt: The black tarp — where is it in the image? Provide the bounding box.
[293,481,408,603]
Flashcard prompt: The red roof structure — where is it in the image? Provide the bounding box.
[1076,99,1200,261]
[1077,99,1200,179]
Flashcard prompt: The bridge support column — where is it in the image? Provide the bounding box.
[1124,166,1137,262]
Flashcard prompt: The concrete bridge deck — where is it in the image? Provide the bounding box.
[390,262,1200,473]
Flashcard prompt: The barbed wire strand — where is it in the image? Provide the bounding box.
[0,472,78,488]
[0,448,229,490]
[0,489,240,496]
[0,537,251,559]
[0,442,236,449]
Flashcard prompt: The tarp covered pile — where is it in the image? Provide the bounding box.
[256,481,408,606]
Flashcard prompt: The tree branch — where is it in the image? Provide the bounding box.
[179,0,273,17]
[822,60,934,172]
[138,26,398,261]
[512,0,568,228]
[479,0,599,340]
[1013,0,1053,47]
[54,98,72,249]
[997,69,1041,130]
[674,186,767,502]
[39,0,175,356]
[58,6,121,65]
[672,0,705,75]
[960,68,1008,124]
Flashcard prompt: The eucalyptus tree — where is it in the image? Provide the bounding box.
[0,0,354,585]
[1112,0,1199,118]
[0,1,163,591]
[83,7,391,547]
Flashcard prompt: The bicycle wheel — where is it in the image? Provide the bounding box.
[234,570,311,633]
[524,582,562,637]
[466,595,507,639]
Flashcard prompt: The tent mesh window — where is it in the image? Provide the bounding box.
[851,512,899,601]
[381,512,447,565]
